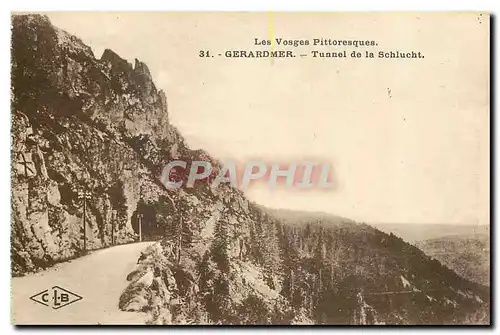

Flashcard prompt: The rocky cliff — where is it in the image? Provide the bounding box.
[11,15,489,325]
[12,14,163,274]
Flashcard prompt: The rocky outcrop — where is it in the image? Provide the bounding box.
[10,14,180,274]
[11,17,281,318]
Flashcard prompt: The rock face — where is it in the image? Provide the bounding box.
[11,14,183,274]
[11,15,489,325]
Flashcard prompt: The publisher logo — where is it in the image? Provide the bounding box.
[29,286,83,309]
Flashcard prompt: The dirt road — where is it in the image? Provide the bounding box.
[11,242,156,325]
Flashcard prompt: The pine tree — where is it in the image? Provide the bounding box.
[211,218,230,273]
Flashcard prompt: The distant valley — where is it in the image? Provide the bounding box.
[372,223,490,286]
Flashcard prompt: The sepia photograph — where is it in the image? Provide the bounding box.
[9,11,490,326]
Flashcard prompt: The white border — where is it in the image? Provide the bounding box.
[4,0,500,11]
[2,1,498,334]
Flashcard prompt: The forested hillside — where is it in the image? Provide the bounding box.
[416,234,490,287]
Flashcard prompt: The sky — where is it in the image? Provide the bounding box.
[45,12,489,225]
